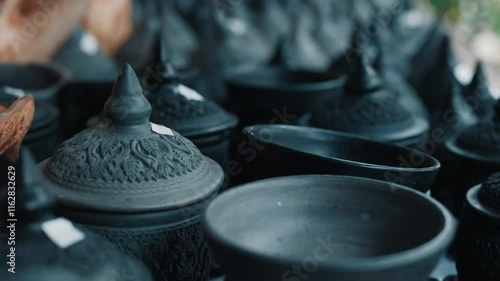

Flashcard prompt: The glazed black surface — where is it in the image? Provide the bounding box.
[243,125,440,192]
[204,175,455,281]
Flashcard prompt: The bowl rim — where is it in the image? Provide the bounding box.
[203,174,456,272]
[224,65,346,92]
[243,124,441,173]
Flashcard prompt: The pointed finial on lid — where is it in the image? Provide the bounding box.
[470,62,486,89]
[18,148,55,219]
[269,38,287,66]
[345,53,383,94]
[104,64,152,126]
[157,33,179,82]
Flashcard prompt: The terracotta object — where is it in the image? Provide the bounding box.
[243,124,441,192]
[456,172,500,281]
[435,99,500,215]
[204,175,456,281]
[40,64,224,281]
[0,0,89,63]
[300,53,430,148]
[0,62,68,161]
[0,148,153,281]
[83,0,133,56]
[148,39,238,165]
[0,95,34,163]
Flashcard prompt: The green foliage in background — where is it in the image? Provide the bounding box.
[428,0,500,33]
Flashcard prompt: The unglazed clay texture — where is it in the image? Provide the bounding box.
[44,128,205,192]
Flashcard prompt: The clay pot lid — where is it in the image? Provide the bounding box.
[148,37,238,137]
[310,53,429,144]
[3,149,153,281]
[446,99,500,165]
[41,64,224,213]
[462,62,496,118]
[0,95,35,163]
[479,172,500,211]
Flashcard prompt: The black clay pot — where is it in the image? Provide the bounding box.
[146,36,237,166]
[300,53,430,148]
[203,175,456,281]
[433,100,500,215]
[456,172,500,281]
[0,149,152,281]
[243,125,440,192]
[0,63,67,162]
[40,65,224,281]
[225,65,345,129]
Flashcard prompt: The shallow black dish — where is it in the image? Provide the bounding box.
[204,175,456,281]
[243,125,440,192]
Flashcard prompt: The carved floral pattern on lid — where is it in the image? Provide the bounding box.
[42,64,223,212]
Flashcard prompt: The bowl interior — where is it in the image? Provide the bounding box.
[245,125,438,170]
[205,175,447,261]
[0,64,63,90]
[225,66,342,91]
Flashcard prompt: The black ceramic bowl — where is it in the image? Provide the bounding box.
[204,175,456,281]
[242,125,441,192]
[0,63,68,161]
[225,65,345,128]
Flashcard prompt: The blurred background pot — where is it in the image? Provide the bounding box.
[204,175,456,281]
[243,125,440,192]
[146,38,238,166]
[40,65,224,281]
[433,99,500,215]
[0,148,153,281]
[456,172,500,281]
[225,65,345,129]
[0,63,67,161]
[300,53,430,148]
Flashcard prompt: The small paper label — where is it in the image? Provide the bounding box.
[3,86,25,98]
[151,122,174,136]
[41,217,85,249]
[79,31,99,56]
[178,84,204,101]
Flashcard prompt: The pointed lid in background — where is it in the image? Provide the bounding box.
[148,37,237,137]
[447,98,500,165]
[462,62,496,118]
[42,64,224,212]
[311,53,429,146]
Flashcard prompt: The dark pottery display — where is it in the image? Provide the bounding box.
[40,65,225,281]
[243,124,440,192]
[147,43,238,165]
[300,54,430,148]
[0,95,35,163]
[456,172,500,281]
[203,175,456,281]
[461,62,496,119]
[225,65,345,129]
[434,99,500,215]
[0,148,152,281]
[0,62,68,161]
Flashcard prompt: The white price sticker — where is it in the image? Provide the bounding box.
[41,217,85,249]
[178,84,204,101]
[151,122,174,136]
[79,31,99,56]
